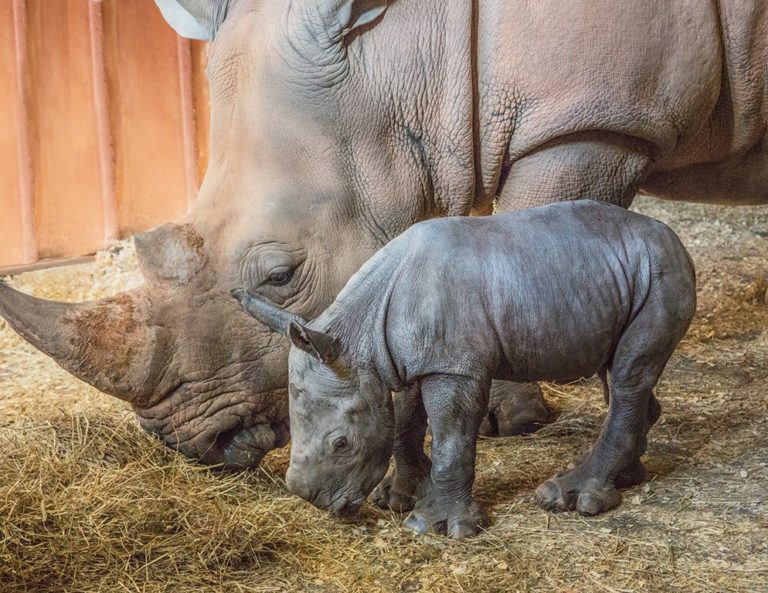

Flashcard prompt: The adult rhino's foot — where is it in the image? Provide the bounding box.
[535,466,621,516]
[568,454,648,489]
[479,381,553,437]
[402,493,488,539]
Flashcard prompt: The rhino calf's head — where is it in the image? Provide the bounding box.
[233,288,393,516]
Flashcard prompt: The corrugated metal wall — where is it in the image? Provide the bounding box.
[0,0,209,272]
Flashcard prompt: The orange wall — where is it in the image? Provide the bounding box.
[0,1,27,268]
[0,0,209,270]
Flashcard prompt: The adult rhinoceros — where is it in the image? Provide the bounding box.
[0,0,765,470]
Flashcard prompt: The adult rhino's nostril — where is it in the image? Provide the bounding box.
[272,418,291,449]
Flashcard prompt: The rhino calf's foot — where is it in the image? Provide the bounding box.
[402,493,489,539]
[567,453,648,489]
[535,467,622,515]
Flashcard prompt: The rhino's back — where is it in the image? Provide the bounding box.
[479,0,722,160]
[389,200,693,381]
[477,0,767,205]
[405,199,684,265]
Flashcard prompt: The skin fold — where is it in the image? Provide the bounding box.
[235,200,696,538]
[0,0,763,468]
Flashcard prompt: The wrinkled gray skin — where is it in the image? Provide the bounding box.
[235,201,697,538]
[0,0,764,469]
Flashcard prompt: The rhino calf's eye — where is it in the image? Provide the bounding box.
[267,269,293,286]
[332,436,349,451]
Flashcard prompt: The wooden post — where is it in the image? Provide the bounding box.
[177,36,199,211]
[11,0,37,265]
[88,0,118,243]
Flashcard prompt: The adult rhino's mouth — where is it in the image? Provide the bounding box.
[215,421,291,470]
[134,384,291,470]
[138,413,290,470]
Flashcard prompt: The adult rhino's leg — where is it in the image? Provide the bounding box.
[372,384,431,512]
[496,131,654,212]
[490,130,656,437]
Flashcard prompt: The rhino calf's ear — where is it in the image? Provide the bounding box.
[288,322,342,365]
[231,289,308,336]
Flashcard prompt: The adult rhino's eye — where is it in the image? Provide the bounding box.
[332,436,349,451]
[267,268,293,286]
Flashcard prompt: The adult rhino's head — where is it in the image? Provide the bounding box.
[0,224,291,469]
[0,0,437,469]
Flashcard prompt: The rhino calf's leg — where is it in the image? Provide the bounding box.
[402,375,489,539]
[568,376,662,488]
[536,291,689,516]
[535,383,652,516]
[372,384,432,512]
[613,392,662,487]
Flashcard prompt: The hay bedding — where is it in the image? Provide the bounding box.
[0,196,767,593]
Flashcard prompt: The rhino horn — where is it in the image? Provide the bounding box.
[231,288,307,337]
[0,281,168,406]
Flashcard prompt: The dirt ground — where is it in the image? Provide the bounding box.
[0,195,766,593]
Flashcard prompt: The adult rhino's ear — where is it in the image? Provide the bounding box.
[303,0,389,47]
[154,0,231,41]
[288,321,342,365]
[338,0,389,35]
[135,223,205,286]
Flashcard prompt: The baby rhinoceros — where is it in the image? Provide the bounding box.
[232,200,696,539]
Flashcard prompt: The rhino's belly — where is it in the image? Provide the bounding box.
[644,140,768,205]
[492,312,623,384]
[494,350,610,385]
